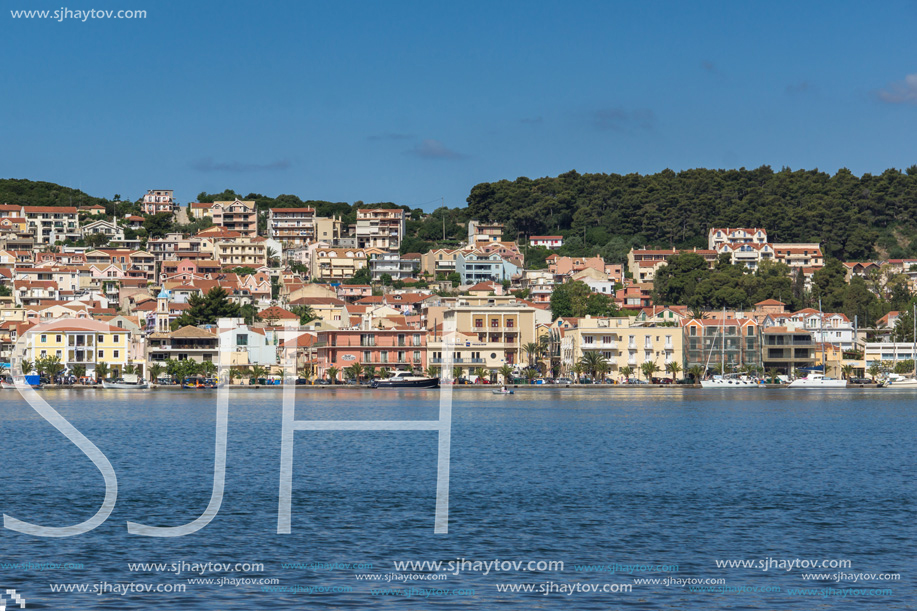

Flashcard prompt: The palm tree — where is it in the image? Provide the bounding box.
[267,247,280,267]
[71,364,86,380]
[148,363,164,383]
[348,362,364,382]
[326,366,339,384]
[666,361,682,381]
[793,368,803,380]
[572,362,585,382]
[19,360,33,375]
[766,368,779,384]
[474,367,489,383]
[620,365,634,382]
[452,366,463,380]
[840,364,853,380]
[229,367,245,385]
[579,352,607,382]
[34,357,48,377]
[596,359,610,383]
[687,365,705,383]
[522,342,540,368]
[249,364,267,383]
[378,367,391,379]
[641,361,660,382]
[123,363,137,375]
[688,306,708,320]
[425,365,440,379]
[524,367,538,383]
[498,364,513,384]
[43,356,65,381]
[298,365,313,382]
[94,362,110,383]
[867,363,882,381]
[199,361,217,377]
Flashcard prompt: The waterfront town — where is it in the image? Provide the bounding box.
[0,189,915,386]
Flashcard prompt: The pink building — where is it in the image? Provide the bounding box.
[315,328,427,381]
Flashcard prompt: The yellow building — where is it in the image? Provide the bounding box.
[22,319,130,378]
[213,235,269,267]
[560,316,683,380]
[428,302,539,378]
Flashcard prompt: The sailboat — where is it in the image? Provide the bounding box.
[700,309,760,388]
[884,304,917,388]
[787,299,847,388]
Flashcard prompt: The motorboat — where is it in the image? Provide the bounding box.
[882,374,917,388]
[700,374,761,388]
[492,388,514,395]
[371,371,439,389]
[182,375,217,389]
[787,372,847,388]
[101,374,149,389]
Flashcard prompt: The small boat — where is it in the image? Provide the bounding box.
[102,374,149,389]
[492,388,514,395]
[182,375,215,389]
[882,374,917,388]
[371,371,440,389]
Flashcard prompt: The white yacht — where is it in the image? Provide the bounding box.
[787,372,847,388]
[700,374,761,388]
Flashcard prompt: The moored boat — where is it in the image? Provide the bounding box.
[101,374,149,389]
[700,374,761,388]
[371,371,439,389]
[786,372,847,388]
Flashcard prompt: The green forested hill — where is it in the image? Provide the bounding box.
[466,166,917,261]
[0,178,109,208]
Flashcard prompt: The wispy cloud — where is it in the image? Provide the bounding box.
[786,80,812,94]
[405,139,467,160]
[520,116,544,125]
[591,107,655,132]
[191,158,291,173]
[367,132,415,141]
[877,74,917,104]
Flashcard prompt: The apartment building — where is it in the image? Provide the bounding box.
[356,208,406,251]
[627,248,718,282]
[147,325,219,365]
[141,189,177,215]
[369,252,420,281]
[189,200,258,237]
[147,233,214,262]
[530,235,563,249]
[707,227,768,250]
[560,316,682,379]
[683,317,762,372]
[309,248,370,282]
[420,248,462,278]
[315,327,427,380]
[268,207,315,245]
[213,236,268,267]
[455,252,520,285]
[772,244,824,268]
[428,302,539,378]
[760,326,817,374]
[21,206,80,245]
[467,220,504,244]
[22,319,130,378]
[81,220,125,243]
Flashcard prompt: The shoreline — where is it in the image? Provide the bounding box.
[8,383,885,390]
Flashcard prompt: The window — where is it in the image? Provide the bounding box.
[41,335,47,343]
[506,319,514,328]
[56,335,62,342]
[237,334,248,346]
[98,350,103,358]
[113,350,120,359]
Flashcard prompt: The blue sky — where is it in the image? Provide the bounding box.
[3,0,917,209]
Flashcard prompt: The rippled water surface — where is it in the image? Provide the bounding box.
[1,388,914,609]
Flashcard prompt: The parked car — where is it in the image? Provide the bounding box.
[848,377,872,384]
[295,378,310,385]
[555,377,573,385]
[652,377,674,385]
[628,379,648,384]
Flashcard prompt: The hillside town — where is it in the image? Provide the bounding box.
[1,190,915,386]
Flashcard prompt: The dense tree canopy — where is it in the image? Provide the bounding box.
[466,166,917,261]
